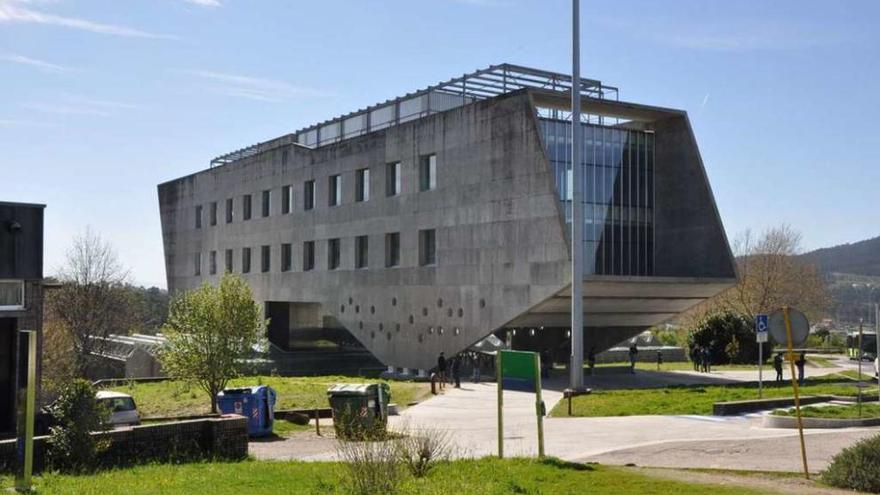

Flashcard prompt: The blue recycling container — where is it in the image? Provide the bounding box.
[216,385,277,437]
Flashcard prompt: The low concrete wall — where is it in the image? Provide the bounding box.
[596,346,686,364]
[763,414,880,429]
[0,416,247,474]
[713,396,834,416]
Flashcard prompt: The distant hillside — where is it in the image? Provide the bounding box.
[801,235,880,277]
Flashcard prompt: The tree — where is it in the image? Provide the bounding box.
[716,225,831,322]
[159,273,267,413]
[47,379,109,473]
[47,228,136,377]
[687,311,767,365]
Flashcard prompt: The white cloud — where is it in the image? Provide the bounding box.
[183,0,221,7]
[1,53,68,73]
[185,70,328,102]
[0,1,175,39]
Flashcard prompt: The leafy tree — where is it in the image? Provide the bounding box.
[47,379,109,473]
[159,273,267,413]
[687,311,769,365]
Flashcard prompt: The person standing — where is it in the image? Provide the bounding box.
[587,347,596,376]
[472,353,482,383]
[703,347,712,373]
[774,353,784,382]
[451,355,461,388]
[437,352,447,390]
[795,351,807,386]
[628,343,638,374]
[690,346,700,372]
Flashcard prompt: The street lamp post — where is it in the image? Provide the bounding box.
[569,0,585,390]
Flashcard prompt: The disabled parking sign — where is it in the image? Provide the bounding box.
[756,314,769,343]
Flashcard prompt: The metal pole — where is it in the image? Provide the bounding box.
[783,307,809,479]
[496,351,504,459]
[569,0,585,391]
[534,352,545,458]
[15,329,37,492]
[875,303,879,403]
[758,341,763,399]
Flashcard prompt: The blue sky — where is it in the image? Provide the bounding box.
[1,0,878,288]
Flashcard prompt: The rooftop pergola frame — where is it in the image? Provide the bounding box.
[210,63,619,167]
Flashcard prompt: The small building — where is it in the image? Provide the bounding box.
[87,333,166,379]
[0,201,45,438]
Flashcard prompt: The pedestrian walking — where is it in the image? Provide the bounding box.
[451,355,461,388]
[437,352,447,390]
[690,346,700,371]
[628,343,638,374]
[472,353,482,383]
[703,347,712,373]
[795,351,807,386]
[773,353,784,382]
[656,350,663,371]
[587,347,596,376]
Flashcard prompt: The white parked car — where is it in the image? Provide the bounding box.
[96,391,141,427]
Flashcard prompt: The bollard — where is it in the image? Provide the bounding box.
[430,373,438,395]
[315,408,321,436]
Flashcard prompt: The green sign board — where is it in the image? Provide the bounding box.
[500,350,538,392]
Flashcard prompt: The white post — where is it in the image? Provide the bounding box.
[758,341,763,398]
[569,0,585,391]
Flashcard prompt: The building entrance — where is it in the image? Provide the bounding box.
[0,317,16,435]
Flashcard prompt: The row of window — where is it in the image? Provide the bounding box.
[193,155,438,229]
[193,229,436,276]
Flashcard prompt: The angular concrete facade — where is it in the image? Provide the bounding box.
[159,65,735,372]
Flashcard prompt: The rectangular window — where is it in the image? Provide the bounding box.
[243,194,252,221]
[0,280,24,310]
[262,190,271,217]
[281,243,292,272]
[419,229,436,266]
[193,253,201,276]
[303,241,315,271]
[281,148,289,166]
[210,202,217,226]
[386,162,401,196]
[209,250,217,275]
[261,245,271,273]
[195,205,203,229]
[242,247,251,273]
[224,248,233,272]
[303,180,315,210]
[225,198,234,223]
[281,185,292,214]
[355,168,370,202]
[328,174,341,206]
[327,238,340,270]
[355,235,368,269]
[419,154,437,191]
[385,232,400,268]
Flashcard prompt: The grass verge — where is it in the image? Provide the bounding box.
[104,375,431,418]
[552,375,862,417]
[773,403,880,419]
[0,458,776,495]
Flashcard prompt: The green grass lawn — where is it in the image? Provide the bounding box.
[0,458,776,495]
[552,376,863,417]
[105,375,432,418]
[595,358,838,373]
[773,403,880,419]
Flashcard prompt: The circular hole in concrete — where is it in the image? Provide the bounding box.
[396,323,401,332]
[349,297,353,304]
[392,297,397,306]
[438,327,444,335]
[386,332,392,341]
[359,321,363,329]
[479,299,486,308]
[447,308,453,317]
[437,298,443,308]
[458,308,464,317]
[370,331,375,339]
[422,307,428,316]
[340,305,345,313]
[370,306,375,314]
[355,305,360,313]
[409,315,414,324]
[379,323,384,331]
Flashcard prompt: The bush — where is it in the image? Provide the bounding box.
[823,433,880,493]
[395,426,453,478]
[47,379,109,473]
[687,311,770,365]
[337,435,403,495]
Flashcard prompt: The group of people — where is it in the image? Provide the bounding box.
[435,351,495,390]
[689,345,713,373]
[774,351,808,385]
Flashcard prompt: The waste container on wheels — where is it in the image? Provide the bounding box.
[326,383,390,440]
[216,385,277,437]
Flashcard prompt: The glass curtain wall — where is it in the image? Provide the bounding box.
[539,118,654,276]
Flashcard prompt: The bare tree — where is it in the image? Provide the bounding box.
[716,224,831,321]
[47,228,135,377]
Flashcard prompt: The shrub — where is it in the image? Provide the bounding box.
[47,379,109,473]
[337,435,403,495]
[823,433,880,493]
[687,311,769,365]
[395,426,453,478]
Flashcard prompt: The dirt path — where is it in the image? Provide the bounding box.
[630,467,859,495]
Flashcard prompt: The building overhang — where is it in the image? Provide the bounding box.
[505,276,735,328]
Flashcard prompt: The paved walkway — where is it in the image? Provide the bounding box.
[251,366,880,471]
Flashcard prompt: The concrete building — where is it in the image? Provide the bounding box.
[158,64,736,374]
[0,202,44,438]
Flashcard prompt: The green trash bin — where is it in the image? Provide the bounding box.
[326,383,391,440]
